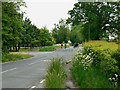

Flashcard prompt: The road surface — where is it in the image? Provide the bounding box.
[2,47,79,88]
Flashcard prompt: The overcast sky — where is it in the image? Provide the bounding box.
[22,0,77,31]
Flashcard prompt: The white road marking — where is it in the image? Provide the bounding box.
[43,60,51,62]
[2,68,17,74]
[31,86,36,89]
[29,60,51,65]
[40,79,45,84]
[28,63,35,65]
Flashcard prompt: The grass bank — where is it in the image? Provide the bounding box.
[45,58,67,88]
[2,53,34,62]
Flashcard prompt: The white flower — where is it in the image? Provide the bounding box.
[109,78,112,81]
[112,78,115,81]
[89,53,91,56]
[115,74,118,78]
[85,55,90,59]
[83,55,86,58]
[115,82,117,87]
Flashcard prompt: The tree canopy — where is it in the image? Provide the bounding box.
[67,2,120,41]
[52,19,70,43]
[2,2,55,52]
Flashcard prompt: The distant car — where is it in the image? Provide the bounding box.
[74,43,78,48]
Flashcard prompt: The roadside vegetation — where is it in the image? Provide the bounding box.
[45,58,67,88]
[39,44,70,51]
[2,54,34,63]
[71,41,119,88]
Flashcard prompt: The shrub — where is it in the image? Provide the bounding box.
[83,40,120,87]
[71,48,114,88]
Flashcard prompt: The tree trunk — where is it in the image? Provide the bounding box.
[10,46,12,51]
[13,45,15,50]
[18,43,20,51]
[15,45,18,51]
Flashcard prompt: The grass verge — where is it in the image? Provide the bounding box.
[45,58,67,88]
[2,54,34,62]
[39,44,70,51]
[71,64,114,88]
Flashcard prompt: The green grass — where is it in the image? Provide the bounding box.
[10,47,39,52]
[45,58,67,88]
[39,46,56,51]
[2,53,34,62]
[39,44,70,51]
[71,60,114,88]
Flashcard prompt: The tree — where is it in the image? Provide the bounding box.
[2,1,25,52]
[39,26,54,46]
[70,23,85,44]
[52,19,70,43]
[67,2,120,41]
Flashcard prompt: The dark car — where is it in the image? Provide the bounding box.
[73,43,79,48]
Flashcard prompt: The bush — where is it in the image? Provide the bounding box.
[71,48,114,88]
[83,40,120,87]
[83,41,119,77]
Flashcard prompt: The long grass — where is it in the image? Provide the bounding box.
[45,58,67,88]
[2,54,34,62]
[71,62,114,88]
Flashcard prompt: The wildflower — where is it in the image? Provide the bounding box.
[85,55,90,59]
[83,55,86,58]
[115,74,118,78]
[89,53,91,56]
[112,78,115,81]
[115,82,117,87]
[109,78,112,81]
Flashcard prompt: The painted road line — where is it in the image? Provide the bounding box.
[28,61,41,65]
[31,86,36,89]
[28,62,35,65]
[2,68,17,74]
[40,79,45,84]
[43,60,51,62]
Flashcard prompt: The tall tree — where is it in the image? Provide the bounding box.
[67,2,120,40]
[52,19,70,43]
[70,23,85,44]
[2,1,25,52]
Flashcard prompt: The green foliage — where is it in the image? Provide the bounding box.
[70,23,85,44]
[52,19,70,43]
[83,41,120,86]
[2,2,55,52]
[71,47,115,88]
[45,58,66,88]
[2,54,34,62]
[67,2,119,40]
[39,27,54,46]
[2,2,25,52]
[39,46,56,51]
[39,44,70,51]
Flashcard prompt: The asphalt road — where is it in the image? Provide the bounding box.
[2,46,79,88]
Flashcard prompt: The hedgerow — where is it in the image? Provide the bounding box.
[83,40,120,87]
